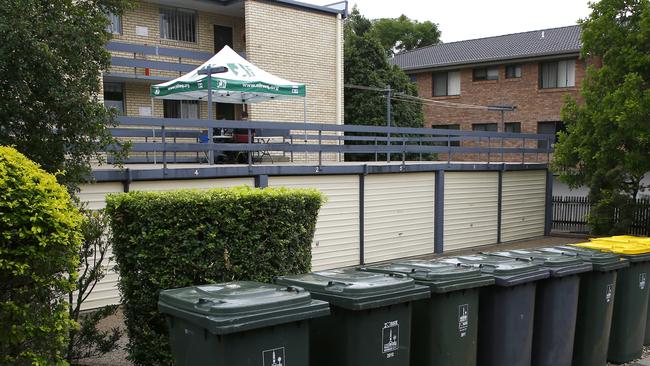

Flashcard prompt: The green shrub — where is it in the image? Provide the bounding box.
[0,146,83,365]
[105,186,324,366]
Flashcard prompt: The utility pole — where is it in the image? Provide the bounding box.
[386,84,392,162]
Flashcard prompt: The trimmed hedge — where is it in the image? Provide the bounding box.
[0,146,83,365]
[105,186,324,366]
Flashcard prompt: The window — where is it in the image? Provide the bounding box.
[505,65,522,79]
[106,13,121,34]
[537,121,566,148]
[432,71,460,96]
[473,66,499,81]
[432,124,460,146]
[540,60,576,88]
[409,74,418,83]
[103,82,124,114]
[160,7,197,42]
[163,100,199,119]
[505,122,521,133]
[214,25,233,52]
[472,123,498,132]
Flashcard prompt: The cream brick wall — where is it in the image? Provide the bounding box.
[107,1,245,79]
[244,0,343,125]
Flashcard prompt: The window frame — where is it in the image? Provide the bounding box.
[505,122,521,133]
[163,100,199,119]
[432,71,460,97]
[473,66,499,81]
[159,6,197,43]
[505,64,522,79]
[539,59,576,89]
[431,124,460,146]
[537,121,566,148]
[103,82,125,115]
[106,13,122,35]
[471,123,498,132]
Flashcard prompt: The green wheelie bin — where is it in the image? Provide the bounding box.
[596,236,650,347]
[275,268,430,366]
[438,255,550,366]
[359,260,494,366]
[573,241,650,364]
[486,249,593,366]
[158,281,330,366]
[548,245,629,366]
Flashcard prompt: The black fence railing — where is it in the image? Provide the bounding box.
[553,195,650,235]
[107,116,555,166]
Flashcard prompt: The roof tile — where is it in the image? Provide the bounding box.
[391,25,581,71]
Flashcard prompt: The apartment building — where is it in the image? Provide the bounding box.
[101,0,345,125]
[392,25,584,149]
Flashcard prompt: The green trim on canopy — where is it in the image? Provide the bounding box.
[151,77,306,98]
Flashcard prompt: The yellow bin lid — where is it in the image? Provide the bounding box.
[576,236,650,255]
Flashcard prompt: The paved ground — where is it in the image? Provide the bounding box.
[81,234,650,366]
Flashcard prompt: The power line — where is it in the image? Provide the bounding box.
[345,83,490,110]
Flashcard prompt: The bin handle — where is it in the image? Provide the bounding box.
[196,298,226,305]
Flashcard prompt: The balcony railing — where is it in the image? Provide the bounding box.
[106,116,555,167]
[105,41,246,81]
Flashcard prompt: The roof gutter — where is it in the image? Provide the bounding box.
[270,0,348,16]
[397,50,582,73]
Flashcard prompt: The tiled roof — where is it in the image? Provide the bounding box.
[392,25,581,71]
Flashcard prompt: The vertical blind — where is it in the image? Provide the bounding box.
[160,7,197,42]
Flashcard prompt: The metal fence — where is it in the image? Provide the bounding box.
[552,196,650,235]
[107,116,555,167]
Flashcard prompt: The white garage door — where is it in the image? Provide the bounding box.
[444,171,499,251]
[269,175,360,270]
[364,173,435,263]
[501,170,547,242]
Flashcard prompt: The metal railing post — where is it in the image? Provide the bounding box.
[318,130,322,166]
[487,136,491,164]
[161,125,167,171]
[419,137,422,161]
[447,134,451,164]
[522,137,526,164]
[374,138,378,162]
[290,136,294,162]
[248,128,252,166]
[501,136,504,162]
[402,139,406,164]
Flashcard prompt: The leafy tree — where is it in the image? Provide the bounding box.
[552,0,650,234]
[370,14,441,55]
[66,209,122,364]
[0,0,130,191]
[344,8,427,161]
[0,146,83,365]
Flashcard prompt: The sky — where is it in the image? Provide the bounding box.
[306,0,593,42]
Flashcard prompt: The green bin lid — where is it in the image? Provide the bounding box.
[359,260,494,293]
[486,249,593,277]
[438,254,550,286]
[274,268,430,311]
[548,246,630,271]
[158,281,329,335]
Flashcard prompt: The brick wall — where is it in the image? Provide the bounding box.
[408,58,585,162]
[411,58,585,133]
[244,0,343,125]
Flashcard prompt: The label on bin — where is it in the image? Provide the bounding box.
[458,304,469,337]
[640,273,647,290]
[262,347,285,366]
[382,320,399,358]
[606,284,614,303]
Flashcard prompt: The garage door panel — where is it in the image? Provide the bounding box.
[364,173,435,264]
[501,170,546,242]
[444,172,499,251]
[269,175,360,270]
